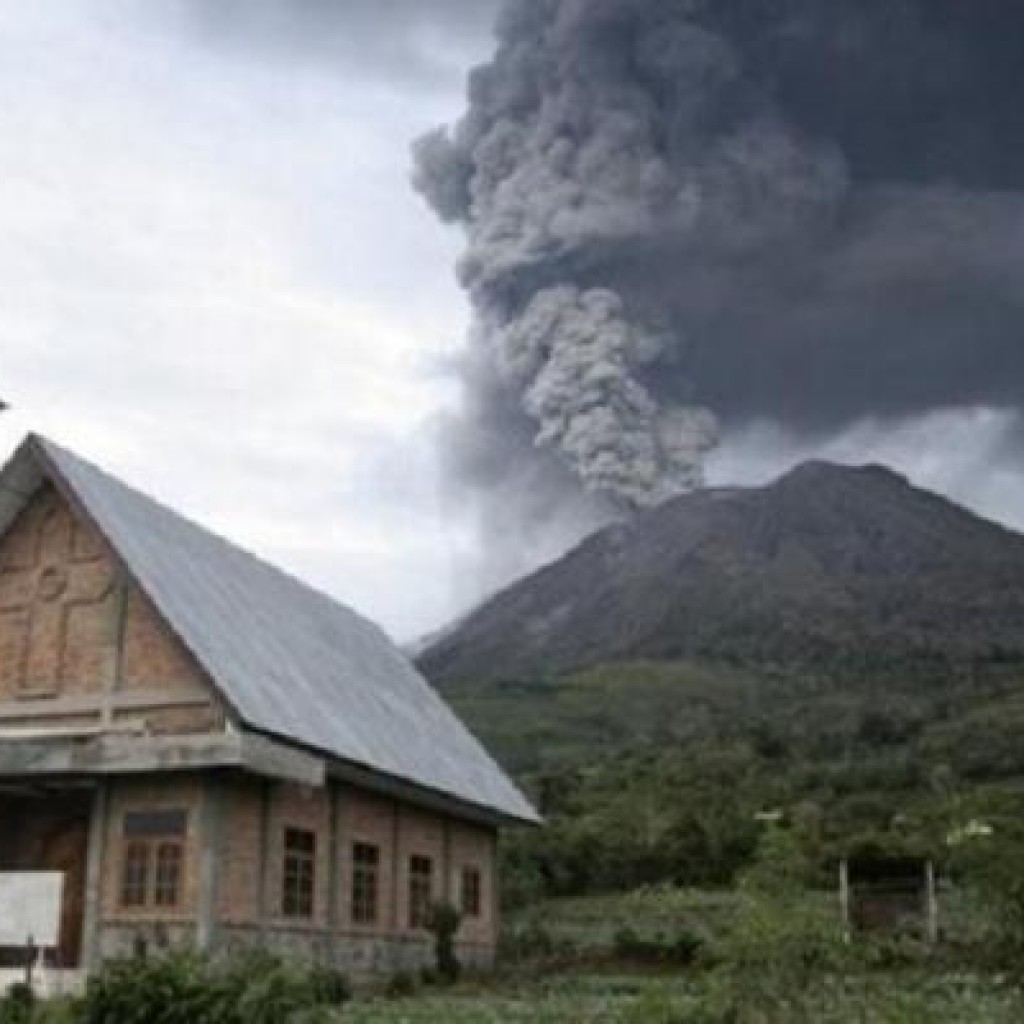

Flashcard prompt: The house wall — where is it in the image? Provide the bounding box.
[95,775,204,960]
[0,486,224,734]
[209,776,500,974]
[0,486,505,975]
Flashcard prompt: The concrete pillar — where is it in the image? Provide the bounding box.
[257,780,272,940]
[81,782,109,971]
[390,803,400,933]
[327,781,341,962]
[196,775,225,953]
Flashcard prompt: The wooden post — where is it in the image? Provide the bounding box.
[838,858,851,942]
[925,860,939,945]
[81,781,109,971]
[196,776,225,953]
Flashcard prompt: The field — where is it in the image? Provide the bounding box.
[342,973,1022,1023]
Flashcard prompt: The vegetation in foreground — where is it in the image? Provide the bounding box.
[4,825,1024,1023]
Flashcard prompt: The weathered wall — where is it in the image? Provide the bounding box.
[0,486,222,734]
[100,776,203,924]
[0,486,503,975]
[0,485,117,701]
[210,776,500,971]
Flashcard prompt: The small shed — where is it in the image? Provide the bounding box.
[838,847,939,942]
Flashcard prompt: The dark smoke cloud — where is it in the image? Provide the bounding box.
[415,0,1024,510]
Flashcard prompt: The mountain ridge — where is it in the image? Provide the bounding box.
[419,460,1024,687]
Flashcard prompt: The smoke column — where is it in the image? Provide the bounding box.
[415,0,1024,513]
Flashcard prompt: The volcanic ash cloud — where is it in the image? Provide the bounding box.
[415,0,1024,509]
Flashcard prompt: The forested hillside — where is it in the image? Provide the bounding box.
[421,463,1024,902]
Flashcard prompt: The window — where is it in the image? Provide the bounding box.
[282,828,316,919]
[154,843,184,907]
[461,866,482,918]
[119,809,187,910]
[351,842,379,925]
[120,843,149,907]
[408,855,433,929]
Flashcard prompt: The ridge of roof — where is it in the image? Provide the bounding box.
[2,434,539,825]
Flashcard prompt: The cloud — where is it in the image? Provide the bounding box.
[414,0,1024,511]
[0,0,494,639]
[175,0,499,91]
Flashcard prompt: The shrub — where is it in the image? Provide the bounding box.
[613,925,703,966]
[82,953,219,1024]
[233,962,321,1024]
[712,824,855,1010]
[306,966,351,1007]
[424,903,463,984]
[0,984,35,1024]
[80,951,350,1024]
[384,971,417,998]
[499,920,557,963]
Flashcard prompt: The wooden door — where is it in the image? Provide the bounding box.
[39,815,89,967]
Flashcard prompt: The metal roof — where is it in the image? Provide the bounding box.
[3,435,538,825]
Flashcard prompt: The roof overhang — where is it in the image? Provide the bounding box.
[0,729,325,787]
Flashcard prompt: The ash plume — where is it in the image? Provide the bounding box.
[415,0,1024,510]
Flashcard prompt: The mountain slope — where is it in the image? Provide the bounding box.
[421,462,1024,687]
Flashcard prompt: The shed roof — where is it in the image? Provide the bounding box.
[0,435,538,825]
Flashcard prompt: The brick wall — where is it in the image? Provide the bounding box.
[216,777,264,926]
[0,486,117,700]
[0,486,222,733]
[209,776,501,961]
[340,787,397,933]
[0,485,505,971]
[101,776,203,925]
[448,820,498,948]
[264,783,333,930]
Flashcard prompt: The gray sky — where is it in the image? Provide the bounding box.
[2,1,1022,641]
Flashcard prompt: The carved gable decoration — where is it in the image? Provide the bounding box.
[0,486,117,699]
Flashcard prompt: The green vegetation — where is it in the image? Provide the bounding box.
[445,659,1024,904]
[338,975,1021,1024]
[0,952,350,1024]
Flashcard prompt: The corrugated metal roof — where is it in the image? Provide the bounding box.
[8,435,538,824]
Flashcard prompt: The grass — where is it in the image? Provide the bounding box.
[338,972,1023,1023]
[505,886,738,953]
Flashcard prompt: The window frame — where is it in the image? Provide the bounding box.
[351,841,380,926]
[153,841,185,908]
[408,854,434,930]
[460,865,483,918]
[118,809,188,911]
[282,827,317,920]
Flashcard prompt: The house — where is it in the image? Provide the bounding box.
[0,434,538,977]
